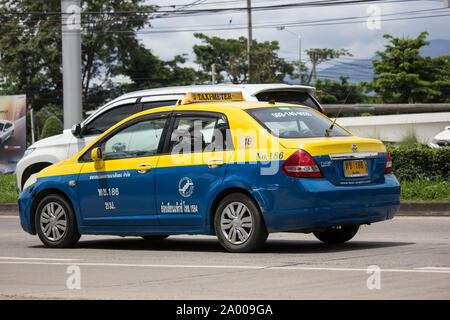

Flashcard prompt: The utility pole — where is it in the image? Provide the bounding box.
[247,0,252,83]
[311,50,318,87]
[276,26,302,84]
[28,105,35,144]
[211,63,216,85]
[298,36,302,84]
[61,0,82,129]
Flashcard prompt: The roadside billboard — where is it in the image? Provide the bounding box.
[0,95,26,174]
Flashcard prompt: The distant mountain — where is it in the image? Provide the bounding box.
[420,39,450,58]
[315,39,450,84]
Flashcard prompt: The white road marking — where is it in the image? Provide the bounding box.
[0,261,449,274]
[417,267,450,271]
[0,257,82,261]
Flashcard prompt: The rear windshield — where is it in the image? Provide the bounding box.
[255,91,321,112]
[246,107,350,139]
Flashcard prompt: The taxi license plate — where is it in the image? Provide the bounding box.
[343,160,368,178]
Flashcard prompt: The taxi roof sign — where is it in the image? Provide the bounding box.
[177,92,244,105]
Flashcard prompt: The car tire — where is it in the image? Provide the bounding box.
[214,193,268,253]
[313,225,359,244]
[35,194,81,248]
[141,235,169,241]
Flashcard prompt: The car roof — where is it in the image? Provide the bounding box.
[82,84,316,126]
[144,101,314,115]
[115,83,315,101]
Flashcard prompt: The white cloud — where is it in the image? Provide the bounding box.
[138,0,450,68]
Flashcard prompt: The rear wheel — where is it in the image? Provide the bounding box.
[313,225,359,244]
[214,193,268,253]
[35,194,81,248]
[141,235,169,241]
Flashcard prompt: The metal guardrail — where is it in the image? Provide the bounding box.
[322,104,450,114]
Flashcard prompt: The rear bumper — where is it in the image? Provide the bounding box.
[258,173,400,232]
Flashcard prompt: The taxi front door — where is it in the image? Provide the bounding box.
[77,115,169,227]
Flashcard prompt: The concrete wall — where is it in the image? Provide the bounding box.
[336,112,450,143]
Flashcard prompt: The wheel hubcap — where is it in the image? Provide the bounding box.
[40,202,67,241]
[220,202,253,245]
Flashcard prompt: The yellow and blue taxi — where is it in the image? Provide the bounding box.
[18,92,400,252]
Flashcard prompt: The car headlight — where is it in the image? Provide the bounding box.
[23,147,36,157]
[23,173,38,191]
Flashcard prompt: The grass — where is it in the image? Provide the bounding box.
[400,179,450,202]
[0,174,18,203]
[0,174,449,203]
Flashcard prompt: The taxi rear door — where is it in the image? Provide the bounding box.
[155,111,233,228]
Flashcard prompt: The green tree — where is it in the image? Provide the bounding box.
[367,31,450,103]
[79,0,156,104]
[119,45,208,92]
[305,48,353,87]
[193,33,295,84]
[0,0,64,109]
[41,115,63,139]
[315,76,371,104]
[0,0,156,111]
[33,104,63,139]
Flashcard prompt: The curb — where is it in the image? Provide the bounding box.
[1,202,449,217]
[397,202,450,217]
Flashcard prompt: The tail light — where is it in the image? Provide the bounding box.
[281,150,323,178]
[384,149,393,174]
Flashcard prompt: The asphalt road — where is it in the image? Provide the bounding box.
[0,215,449,300]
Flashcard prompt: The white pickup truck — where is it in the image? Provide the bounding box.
[15,83,322,192]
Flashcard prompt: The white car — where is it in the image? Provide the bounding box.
[0,120,14,145]
[16,83,322,192]
[429,126,450,148]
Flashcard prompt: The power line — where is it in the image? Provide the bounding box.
[0,0,428,16]
[3,8,448,34]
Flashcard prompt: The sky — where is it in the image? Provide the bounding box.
[120,0,450,81]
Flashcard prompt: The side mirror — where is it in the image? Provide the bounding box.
[91,147,103,161]
[71,124,82,138]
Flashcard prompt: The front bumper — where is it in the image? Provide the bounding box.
[17,187,36,234]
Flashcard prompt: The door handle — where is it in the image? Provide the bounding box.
[137,163,152,173]
[207,159,224,169]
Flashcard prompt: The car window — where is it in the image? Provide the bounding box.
[142,100,178,111]
[255,91,320,111]
[169,116,231,154]
[246,106,350,138]
[0,123,4,131]
[102,118,167,160]
[83,103,139,136]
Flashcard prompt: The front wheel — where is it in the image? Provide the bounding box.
[214,193,268,253]
[35,194,81,248]
[313,225,359,244]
